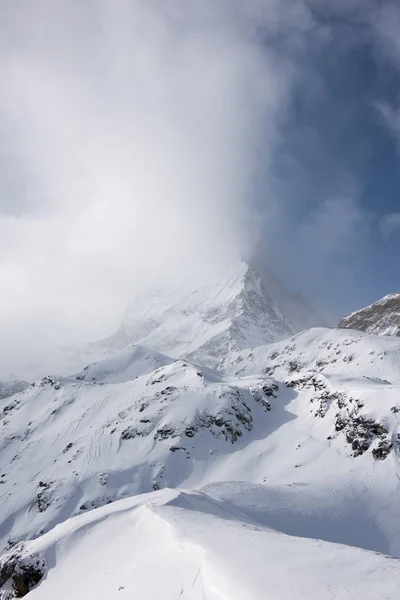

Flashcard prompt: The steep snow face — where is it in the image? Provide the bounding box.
[2,488,400,600]
[99,261,322,369]
[338,291,400,336]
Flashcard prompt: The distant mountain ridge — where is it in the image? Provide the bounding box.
[338,291,400,336]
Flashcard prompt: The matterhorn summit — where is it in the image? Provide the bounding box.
[97,259,323,369]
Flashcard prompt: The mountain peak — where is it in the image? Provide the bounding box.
[97,259,323,368]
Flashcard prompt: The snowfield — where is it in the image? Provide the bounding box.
[2,271,400,597]
[3,488,400,600]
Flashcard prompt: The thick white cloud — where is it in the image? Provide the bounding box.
[0,0,313,377]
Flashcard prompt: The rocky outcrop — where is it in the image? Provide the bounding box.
[287,374,394,460]
[0,549,45,598]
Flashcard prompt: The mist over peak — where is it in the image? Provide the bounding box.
[1,1,400,375]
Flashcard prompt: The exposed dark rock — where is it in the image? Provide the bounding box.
[184,426,197,438]
[36,482,52,513]
[251,388,271,411]
[372,441,393,461]
[0,551,45,598]
[40,376,61,390]
[261,383,278,397]
[121,427,138,440]
[288,360,303,373]
[334,411,390,458]
[154,426,176,441]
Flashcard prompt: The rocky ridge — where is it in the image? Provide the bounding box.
[338,291,400,336]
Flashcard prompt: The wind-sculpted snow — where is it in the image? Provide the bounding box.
[1,488,400,600]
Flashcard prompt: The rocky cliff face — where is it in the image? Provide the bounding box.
[338,292,400,336]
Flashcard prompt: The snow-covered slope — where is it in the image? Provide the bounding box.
[96,260,323,369]
[2,488,400,600]
[4,299,400,598]
[3,328,400,567]
[73,344,174,384]
[338,291,400,336]
[0,347,278,553]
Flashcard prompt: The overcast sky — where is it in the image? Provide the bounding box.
[0,0,400,378]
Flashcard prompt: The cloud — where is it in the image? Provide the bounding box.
[0,0,315,377]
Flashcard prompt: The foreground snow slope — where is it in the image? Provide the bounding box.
[5,488,400,600]
[3,328,400,561]
[0,345,277,552]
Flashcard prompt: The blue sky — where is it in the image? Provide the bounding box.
[257,2,400,320]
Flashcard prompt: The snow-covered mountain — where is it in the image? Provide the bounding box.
[3,268,400,598]
[2,326,400,597]
[338,291,400,336]
[96,260,323,369]
[4,260,323,381]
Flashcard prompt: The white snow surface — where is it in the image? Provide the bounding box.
[3,322,400,595]
[6,488,400,600]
